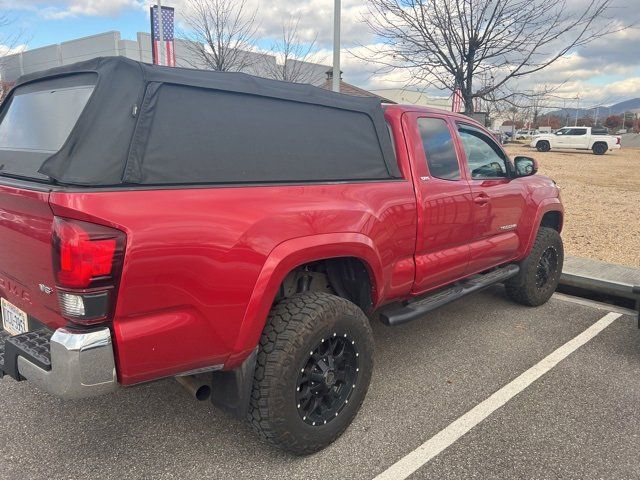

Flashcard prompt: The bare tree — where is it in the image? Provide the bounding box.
[361,0,626,113]
[0,13,28,101]
[264,17,322,83]
[180,0,258,72]
[496,84,573,126]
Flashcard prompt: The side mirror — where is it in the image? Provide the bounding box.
[514,156,538,177]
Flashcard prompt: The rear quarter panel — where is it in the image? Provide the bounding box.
[49,182,417,384]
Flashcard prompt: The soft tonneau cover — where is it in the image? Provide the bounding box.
[10,57,400,186]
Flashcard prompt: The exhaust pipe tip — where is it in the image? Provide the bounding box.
[194,383,212,401]
[175,374,212,401]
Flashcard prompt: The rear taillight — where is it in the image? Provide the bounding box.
[616,137,621,145]
[52,217,126,325]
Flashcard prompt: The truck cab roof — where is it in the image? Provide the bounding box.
[382,104,488,131]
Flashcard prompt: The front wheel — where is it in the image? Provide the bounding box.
[248,292,374,455]
[505,227,564,306]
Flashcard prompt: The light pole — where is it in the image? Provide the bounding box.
[332,0,341,92]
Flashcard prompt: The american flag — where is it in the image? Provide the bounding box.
[150,5,175,67]
[452,87,464,113]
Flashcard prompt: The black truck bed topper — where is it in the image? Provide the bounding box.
[8,57,399,186]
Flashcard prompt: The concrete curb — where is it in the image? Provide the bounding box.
[560,256,640,322]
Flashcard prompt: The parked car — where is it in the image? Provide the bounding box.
[531,126,621,154]
[515,129,537,139]
[489,129,504,143]
[0,57,564,455]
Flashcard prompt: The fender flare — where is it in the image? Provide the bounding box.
[521,199,564,258]
[225,232,384,368]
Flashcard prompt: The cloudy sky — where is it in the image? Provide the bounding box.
[1,0,639,108]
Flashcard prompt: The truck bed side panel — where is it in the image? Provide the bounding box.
[49,181,417,385]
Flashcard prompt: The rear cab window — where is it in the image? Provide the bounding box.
[0,73,96,181]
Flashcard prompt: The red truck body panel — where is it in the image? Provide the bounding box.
[49,181,418,384]
[0,104,562,386]
[0,185,64,330]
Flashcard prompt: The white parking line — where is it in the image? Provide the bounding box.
[374,311,623,480]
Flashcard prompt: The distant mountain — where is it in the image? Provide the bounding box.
[545,98,640,119]
[609,98,640,114]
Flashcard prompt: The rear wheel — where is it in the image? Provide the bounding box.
[592,142,607,155]
[536,140,550,152]
[248,292,374,455]
[506,227,563,306]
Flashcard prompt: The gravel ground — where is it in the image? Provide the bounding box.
[504,143,640,268]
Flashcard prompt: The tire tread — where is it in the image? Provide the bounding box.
[247,292,373,455]
[506,227,563,306]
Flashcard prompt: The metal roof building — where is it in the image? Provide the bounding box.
[0,31,330,87]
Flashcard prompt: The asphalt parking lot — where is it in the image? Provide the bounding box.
[1,287,638,480]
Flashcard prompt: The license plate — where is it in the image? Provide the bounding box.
[1,297,29,336]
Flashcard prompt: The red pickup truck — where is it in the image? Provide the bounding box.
[0,58,563,454]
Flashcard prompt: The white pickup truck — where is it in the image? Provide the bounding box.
[530,127,621,155]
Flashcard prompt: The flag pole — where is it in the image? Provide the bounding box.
[332,0,341,92]
[157,1,165,66]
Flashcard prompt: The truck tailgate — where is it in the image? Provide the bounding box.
[0,183,63,332]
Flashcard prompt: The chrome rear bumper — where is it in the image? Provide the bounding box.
[2,327,119,399]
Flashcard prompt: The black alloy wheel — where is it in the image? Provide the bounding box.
[296,333,359,426]
[248,292,374,455]
[536,246,558,289]
[505,227,564,307]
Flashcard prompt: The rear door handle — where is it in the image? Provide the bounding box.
[474,194,490,205]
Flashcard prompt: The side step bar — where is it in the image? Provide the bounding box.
[380,264,520,326]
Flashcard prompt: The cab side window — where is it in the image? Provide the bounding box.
[458,126,509,179]
[567,128,587,136]
[417,117,461,180]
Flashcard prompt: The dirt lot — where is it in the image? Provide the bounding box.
[504,143,640,268]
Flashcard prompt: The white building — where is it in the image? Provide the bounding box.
[0,31,330,86]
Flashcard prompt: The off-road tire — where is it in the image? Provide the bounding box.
[536,140,551,152]
[505,227,563,307]
[248,292,374,455]
[592,142,607,155]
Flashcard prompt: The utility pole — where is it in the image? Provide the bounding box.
[332,0,341,92]
[574,95,580,126]
[157,1,165,66]
[594,105,599,125]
